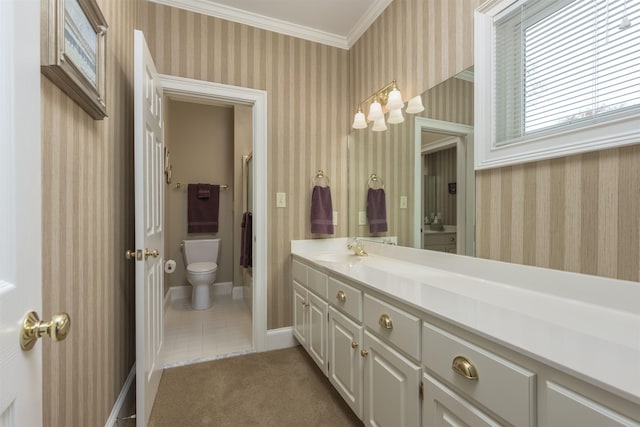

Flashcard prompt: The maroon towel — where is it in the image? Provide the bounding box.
[367,188,388,233]
[197,183,211,199]
[240,211,252,268]
[188,184,220,233]
[310,185,334,234]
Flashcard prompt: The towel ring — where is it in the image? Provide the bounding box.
[313,169,330,187]
[368,174,384,189]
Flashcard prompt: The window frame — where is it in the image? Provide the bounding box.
[475,0,640,170]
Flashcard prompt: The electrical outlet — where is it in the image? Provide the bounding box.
[358,211,367,225]
[333,211,338,226]
[400,196,408,209]
[276,192,286,208]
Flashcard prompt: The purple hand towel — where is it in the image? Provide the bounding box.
[240,211,252,268]
[188,184,220,233]
[310,185,334,234]
[197,183,211,199]
[366,188,388,233]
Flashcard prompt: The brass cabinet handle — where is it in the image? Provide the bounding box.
[360,349,369,357]
[452,356,478,380]
[351,341,359,349]
[302,301,310,308]
[378,313,393,329]
[20,311,71,351]
[449,237,455,242]
[336,290,346,302]
[144,248,159,260]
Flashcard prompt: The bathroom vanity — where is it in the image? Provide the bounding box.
[291,238,640,427]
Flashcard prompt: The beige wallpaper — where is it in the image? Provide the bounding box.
[164,100,235,292]
[476,145,640,282]
[138,2,350,329]
[41,0,138,425]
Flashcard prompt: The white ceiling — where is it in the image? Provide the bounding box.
[150,0,394,49]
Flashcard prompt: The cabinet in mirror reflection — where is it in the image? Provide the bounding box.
[348,67,475,255]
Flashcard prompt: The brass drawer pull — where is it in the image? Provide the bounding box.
[452,356,478,380]
[351,341,359,349]
[378,313,393,329]
[336,290,346,302]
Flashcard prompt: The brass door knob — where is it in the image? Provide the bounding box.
[336,290,346,302]
[125,249,137,260]
[144,248,159,259]
[20,311,71,351]
[379,313,393,329]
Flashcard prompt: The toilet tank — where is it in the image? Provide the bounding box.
[182,239,221,265]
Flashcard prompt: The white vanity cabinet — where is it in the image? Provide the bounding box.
[292,260,328,375]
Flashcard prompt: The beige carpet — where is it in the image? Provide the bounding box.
[149,346,364,427]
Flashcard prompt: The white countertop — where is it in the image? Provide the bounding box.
[291,238,640,405]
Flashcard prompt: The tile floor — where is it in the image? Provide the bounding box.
[161,292,253,368]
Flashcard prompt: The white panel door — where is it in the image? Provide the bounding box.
[0,1,42,426]
[328,307,363,418]
[363,331,420,427]
[134,29,164,427]
[307,290,328,376]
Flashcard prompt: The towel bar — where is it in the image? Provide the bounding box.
[368,174,384,189]
[174,182,229,190]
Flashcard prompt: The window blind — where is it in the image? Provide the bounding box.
[494,0,640,146]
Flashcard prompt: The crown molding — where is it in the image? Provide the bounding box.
[346,0,394,48]
[148,0,351,49]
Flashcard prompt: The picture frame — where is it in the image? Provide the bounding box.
[41,0,108,119]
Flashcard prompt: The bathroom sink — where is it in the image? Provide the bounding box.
[313,253,363,264]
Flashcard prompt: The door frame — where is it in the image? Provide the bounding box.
[158,74,268,351]
[414,117,474,255]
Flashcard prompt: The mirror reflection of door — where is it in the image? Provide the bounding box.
[422,132,459,253]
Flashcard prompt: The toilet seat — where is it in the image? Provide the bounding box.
[187,262,218,274]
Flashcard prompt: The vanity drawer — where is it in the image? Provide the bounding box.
[422,322,536,427]
[328,277,363,321]
[292,259,307,286]
[363,294,420,360]
[307,266,328,298]
[424,232,456,246]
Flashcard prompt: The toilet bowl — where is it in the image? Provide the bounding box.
[182,239,221,310]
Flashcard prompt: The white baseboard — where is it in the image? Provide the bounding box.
[212,281,232,296]
[266,327,295,351]
[104,363,136,427]
[232,285,244,300]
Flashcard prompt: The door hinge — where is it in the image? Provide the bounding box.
[419,381,424,401]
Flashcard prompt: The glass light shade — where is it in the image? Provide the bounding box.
[406,95,425,114]
[386,88,404,111]
[387,108,404,124]
[367,99,384,121]
[371,117,387,131]
[352,111,368,129]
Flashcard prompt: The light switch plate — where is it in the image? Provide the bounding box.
[333,211,338,226]
[358,211,367,225]
[400,196,408,209]
[276,192,286,208]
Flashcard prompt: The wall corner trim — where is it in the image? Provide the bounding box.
[104,363,136,427]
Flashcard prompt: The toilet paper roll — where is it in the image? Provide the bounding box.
[164,259,176,274]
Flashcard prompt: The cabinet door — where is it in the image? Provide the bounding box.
[422,373,502,427]
[307,290,328,375]
[328,307,363,418]
[363,331,421,427]
[292,280,308,347]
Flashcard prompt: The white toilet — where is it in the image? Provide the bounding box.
[182,239,220,310]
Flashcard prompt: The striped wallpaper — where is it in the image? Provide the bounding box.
[41,0,138,426]
[137,2,351,329]
[476,145,640,282]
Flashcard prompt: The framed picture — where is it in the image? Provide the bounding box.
[41,0,108,119]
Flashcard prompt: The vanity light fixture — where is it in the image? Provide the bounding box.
[405,95,425,114]
[351,80,420,130]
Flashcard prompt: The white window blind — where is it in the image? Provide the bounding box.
[494,0,640,146]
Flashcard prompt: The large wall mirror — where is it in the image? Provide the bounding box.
[348,67,475,254]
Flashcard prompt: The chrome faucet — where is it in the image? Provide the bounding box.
[347,238,368,256]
